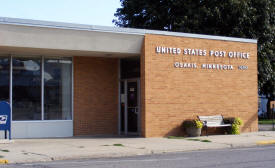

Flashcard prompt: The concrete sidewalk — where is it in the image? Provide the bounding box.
[0,131,275,164]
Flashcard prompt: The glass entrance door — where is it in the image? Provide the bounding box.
[119,79,140,135]
[127,81,138,133]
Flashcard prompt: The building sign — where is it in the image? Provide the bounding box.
[155,46,250,59]
[155,46,249,71]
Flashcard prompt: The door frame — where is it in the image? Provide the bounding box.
[118,78,140,136]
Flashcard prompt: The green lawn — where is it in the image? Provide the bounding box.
[258,119,275,124]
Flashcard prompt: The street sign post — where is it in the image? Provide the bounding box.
[0,101,11,140]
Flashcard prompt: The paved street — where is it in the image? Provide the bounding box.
[259,124,275,131]
[4,145,275,168]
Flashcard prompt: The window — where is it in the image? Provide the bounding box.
[12,57,41,120]
[44,58,72,120]
[0,56,72,121]
[0,57,10,102]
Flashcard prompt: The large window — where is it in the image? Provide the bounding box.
[0,57,10,102]
[0,56,72,121]
[12,57,41,120]
[44,58,72,120]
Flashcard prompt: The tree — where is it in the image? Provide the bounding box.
[114,0,275,118]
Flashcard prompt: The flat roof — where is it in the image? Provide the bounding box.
[0,17,257,44]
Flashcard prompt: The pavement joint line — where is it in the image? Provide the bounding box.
[22,151,54,161]
[256,140,275,145]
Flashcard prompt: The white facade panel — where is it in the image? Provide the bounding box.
[0,24,144,56]
[11,121,73,138]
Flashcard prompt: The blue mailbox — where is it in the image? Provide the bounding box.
[0,101,11,140]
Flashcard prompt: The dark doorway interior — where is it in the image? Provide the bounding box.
[120,57,140,135]
[120,57,140,79]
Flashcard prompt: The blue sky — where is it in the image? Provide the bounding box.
[0,0,121,26]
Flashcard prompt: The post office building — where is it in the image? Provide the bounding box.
[0,17,258,138]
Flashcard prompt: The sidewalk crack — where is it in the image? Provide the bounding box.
[21,150,54,161]
[210,142,233,148]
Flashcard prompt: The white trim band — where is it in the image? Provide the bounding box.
[0,17,257,44]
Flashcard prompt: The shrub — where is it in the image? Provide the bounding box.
[182,119,203,129]
[223,117,243,134]
[231,117,243,135]
[233,117,243,126]
[195,120,203,128]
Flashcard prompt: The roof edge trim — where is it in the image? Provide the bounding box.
[0,17,257,44]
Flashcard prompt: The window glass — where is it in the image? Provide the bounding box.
[0,57,10,102]
[44,58,72,120]
[12,57,41,120]
[120,81,125,132]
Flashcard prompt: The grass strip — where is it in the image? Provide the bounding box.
[167,136,212,143]
[186,138,201,141]
[167,136,185,139]
[259,119,275,125]
[186,138,212,143]
[113,144,124,147]
[0,150,9,152]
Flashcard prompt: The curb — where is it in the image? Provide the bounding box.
[0,159,9,164]
[0,140,14,144]
[256,140,275,145]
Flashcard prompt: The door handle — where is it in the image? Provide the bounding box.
[134,107,138,114]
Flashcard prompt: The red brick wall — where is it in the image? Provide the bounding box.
[141,34,258,137]
[73,56,118,136]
